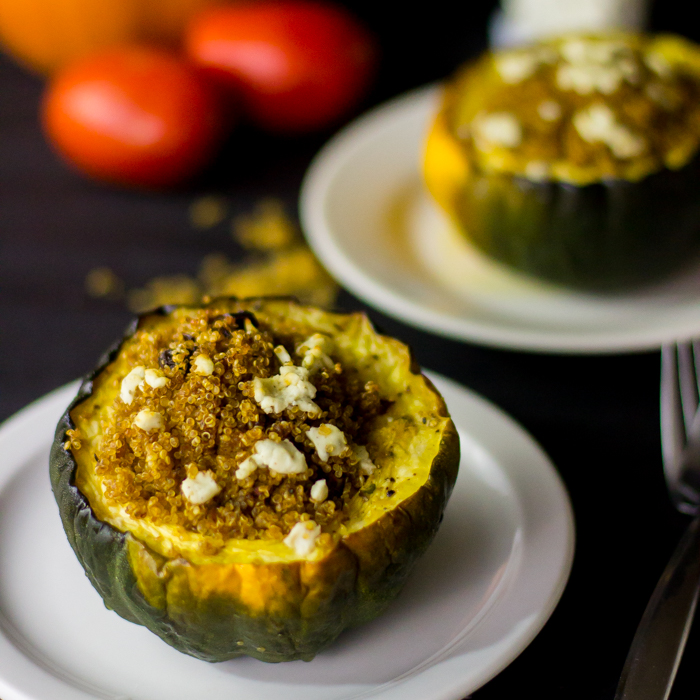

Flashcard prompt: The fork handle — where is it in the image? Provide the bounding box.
[615,514,700,700]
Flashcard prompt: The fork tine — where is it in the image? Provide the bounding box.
[693,339,700,398]
[689,340,700,442]
[661,344,685,484]
[677,341,698,436]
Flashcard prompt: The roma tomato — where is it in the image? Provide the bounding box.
[185,1,377,133]
[42,47,225,188]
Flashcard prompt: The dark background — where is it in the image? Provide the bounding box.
[1,1,699,697]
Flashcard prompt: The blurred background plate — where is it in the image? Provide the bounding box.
[300,85,700,353]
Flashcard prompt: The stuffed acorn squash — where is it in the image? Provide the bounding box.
[424,33,700,289]
[50,298,459,662]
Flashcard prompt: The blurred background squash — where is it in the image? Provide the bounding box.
[0,0,223,73]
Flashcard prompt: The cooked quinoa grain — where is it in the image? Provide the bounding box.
[447,34,700,184]
[70,308,386,546]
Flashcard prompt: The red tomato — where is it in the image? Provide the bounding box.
[185,1,377,133]
[42,47,225,188]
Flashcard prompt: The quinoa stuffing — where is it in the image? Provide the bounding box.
[447,33,700,184]
[67,308,387,554]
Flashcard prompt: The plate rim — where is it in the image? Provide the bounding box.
[0,377,574,700]
[299,85,700,354]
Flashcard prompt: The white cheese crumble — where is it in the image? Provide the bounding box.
[235,456,258,480]
[120,366,145,404]
[525,161,550,180]
[306,424,348,462]
[556,38,638,95]
[274,345,292,364]
[257,439,307,474]
[296,334,334,374]
[495,46,557,84]
[352,444,376,475]
[134,409,164,432]
[181,470,221,505]
[495,53,540,84]
[253,366,320,415]
[557,63,620,95]
[559,38,626,65]
[193,354,214,376]
[310,479,328,503]
[121,366,169,404]
[283,521,321,557]
[472,112,522,150]
[537,99,561,121]
[236,439,307,480]
[573,103,645,159]
[144,368,168,389]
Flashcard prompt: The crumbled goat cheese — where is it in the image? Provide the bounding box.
[121,366,169,404]
[144,368,168,388]
[181,470,221,505]
[193,354,214,376]
[472,112,522,150]
[274,345,292,364]
[310,479,328,503]
[119,365,168,405]
[560,38,627,65]
[556,38,638,95]
[120,366,145,404]
[134,410,164,432]
[537,99,561,121]
[284,521,321,557]
[495,46,557,84]
[525,161,550,180]
[257,439,307,474]
[306,424,348,462]
[573,103,645,159]
[253,366,320,415]
[352,444,376,475]
[557,63,622,95]
[296,334,334,374]
[237,439,307,479]
[496,52,541,84]
[235,456,258,480]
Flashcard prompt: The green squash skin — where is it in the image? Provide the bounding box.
[49,302,460,663]
[451,153,700,291]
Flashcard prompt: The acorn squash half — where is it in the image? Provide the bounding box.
[50,298,459,662]
[424,33,700,290]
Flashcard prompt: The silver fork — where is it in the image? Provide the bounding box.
[614,341,700,700]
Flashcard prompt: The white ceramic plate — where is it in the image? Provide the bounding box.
[0,376,574,700]
[300,86,700,353]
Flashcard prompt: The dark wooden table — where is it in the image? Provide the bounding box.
[1,1,699,698]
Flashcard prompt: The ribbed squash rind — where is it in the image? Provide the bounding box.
[50,299,459,662]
